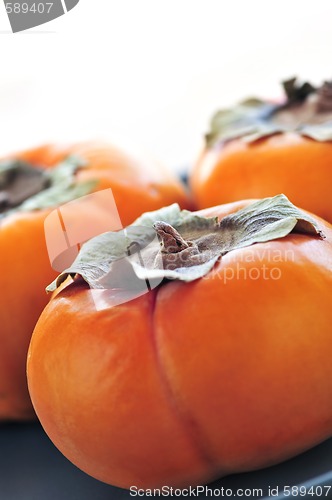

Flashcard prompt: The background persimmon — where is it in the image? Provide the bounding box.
[27,196,332,489]
[191,78,332,222]
[0,141,191,420]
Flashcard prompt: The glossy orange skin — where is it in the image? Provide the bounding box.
[27,200,332,488]
[191,132,332,222]
[0,142,190,420]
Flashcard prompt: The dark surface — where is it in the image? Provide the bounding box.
[1,422,332,499]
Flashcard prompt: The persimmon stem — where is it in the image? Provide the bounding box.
[153,221,191,254]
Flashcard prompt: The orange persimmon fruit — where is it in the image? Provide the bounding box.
[0,141,190,420]
[191,78,332,222]
[27,195,332,488]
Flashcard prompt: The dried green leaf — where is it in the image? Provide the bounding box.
[47,195,325,292]
[0,160,50,212]
[300,123,332,142]
[206,100,275,146]
[206,77,332,146]
[1,156,96,218]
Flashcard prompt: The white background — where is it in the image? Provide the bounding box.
[0,0,331,171]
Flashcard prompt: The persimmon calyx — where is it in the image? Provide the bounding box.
[0,156,97,218]
[206,77,332,146]
[47,194,325,292]
[0,160,49,212]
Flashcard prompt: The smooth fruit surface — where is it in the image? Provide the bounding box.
[27,200,332,488]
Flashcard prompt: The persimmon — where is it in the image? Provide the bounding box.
[27,195,332,489]
[191,78,332,222]
[0,141,190,420]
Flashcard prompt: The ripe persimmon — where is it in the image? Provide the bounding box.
[191,78,332,222]
[27,195,332,488]
[0,141,190,420]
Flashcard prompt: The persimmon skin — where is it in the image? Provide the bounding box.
[27,201,332,488]
[0,142,191,421]
[191,132,332,222]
